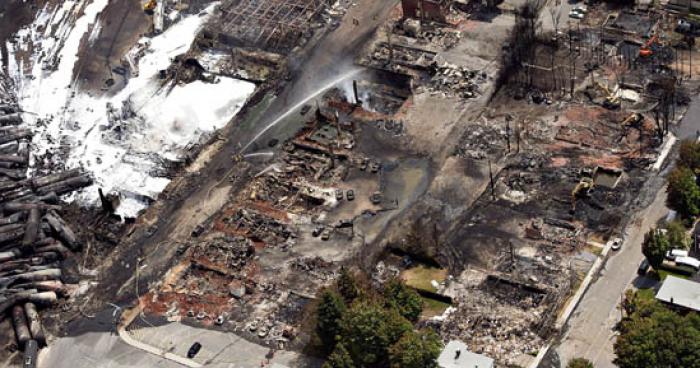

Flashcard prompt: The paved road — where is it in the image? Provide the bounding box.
[555,186,669,367]
[39,332,182,368]
[540,0,578,34]
[39,322,318,368]
[676,97,700,140]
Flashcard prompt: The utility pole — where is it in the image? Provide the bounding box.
[489,160,495,195]
[506,119,511,153]
[509,240,515,269]
[387,27,394,65]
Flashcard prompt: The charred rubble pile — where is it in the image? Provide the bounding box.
[0,98,92,351]
[425,62,488,99]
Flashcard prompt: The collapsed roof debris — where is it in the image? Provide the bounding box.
[0,0,695,366]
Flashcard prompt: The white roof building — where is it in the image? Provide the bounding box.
[656,276,700,312]
[438,340,494,368]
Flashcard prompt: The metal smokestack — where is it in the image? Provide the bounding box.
[353,80,362,105]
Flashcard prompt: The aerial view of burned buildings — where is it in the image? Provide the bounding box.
[0,0,695,367]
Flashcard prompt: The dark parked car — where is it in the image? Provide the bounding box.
[321,229,331,241]
[638,259,650,276]
[187,342,202,359]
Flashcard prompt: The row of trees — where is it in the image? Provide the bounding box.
[667,140,700,219]
[614,291,700,368]
[316,269,442,368]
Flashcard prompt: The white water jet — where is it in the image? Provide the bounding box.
[242,68,363,152]
[243,152,274,159]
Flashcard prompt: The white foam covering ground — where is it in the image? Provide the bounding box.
[5,0,255,217]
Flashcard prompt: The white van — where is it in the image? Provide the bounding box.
[666,249,689,261]
[676,256,700,270]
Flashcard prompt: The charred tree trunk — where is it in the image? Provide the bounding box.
[20,208,40,255]
[44,211,80,251]
[11,304,30,348]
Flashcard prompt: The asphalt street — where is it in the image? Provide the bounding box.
[555,186,669,367]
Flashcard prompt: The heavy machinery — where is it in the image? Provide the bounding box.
[571,172,594,213]
[621,112,643,128]
[594,82,621,109]
[143,0,157,13]
[639,35,660,57]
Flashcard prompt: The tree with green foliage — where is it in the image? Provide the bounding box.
[388,330,443,368]
[666,220,690,250]
[567,357,594,368]
[337,267,359,303]
[339,300,412,366]
[679,139,700,171]
[614,299,700,368]
[667,166,700,219]
[642,228,670,270]
[317,290,347,350]
[383,279,424,322]
[623,289,667,318]
[323,343,355,368]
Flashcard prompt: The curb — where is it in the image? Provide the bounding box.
[528,241,612,368]
[117,307,203,368]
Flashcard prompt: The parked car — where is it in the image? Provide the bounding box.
[637,259,650,276]
[573,5,587,13]
[312,226,324,237]
[676,19,696,34]
[359,158,368,171]
[346,190,355,201]
[666,249,689,261]
[335,189,343,201]
[370,191,383,205]
[336,219,353,228]
[187,342,202,359]
[610,237,623,251]
[321,229,331,241]
[676,256,700,271]
[569,10,584,19]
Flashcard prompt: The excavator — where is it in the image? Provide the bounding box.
[594,81,621,110]
[621,112,643,128]
[571,174,594,213]
[639,35,660,57]
[143,0,157,13]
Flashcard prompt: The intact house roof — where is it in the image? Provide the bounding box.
[438,340,495,368]
[656,275,700,312]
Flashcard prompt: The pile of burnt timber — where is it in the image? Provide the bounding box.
[0,103,92,352]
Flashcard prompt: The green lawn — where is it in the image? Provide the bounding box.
[650,268,691,281]
[637,288,656,301]
[659,269,690,280]
[401,264,448,293]
[421,296,450,318]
